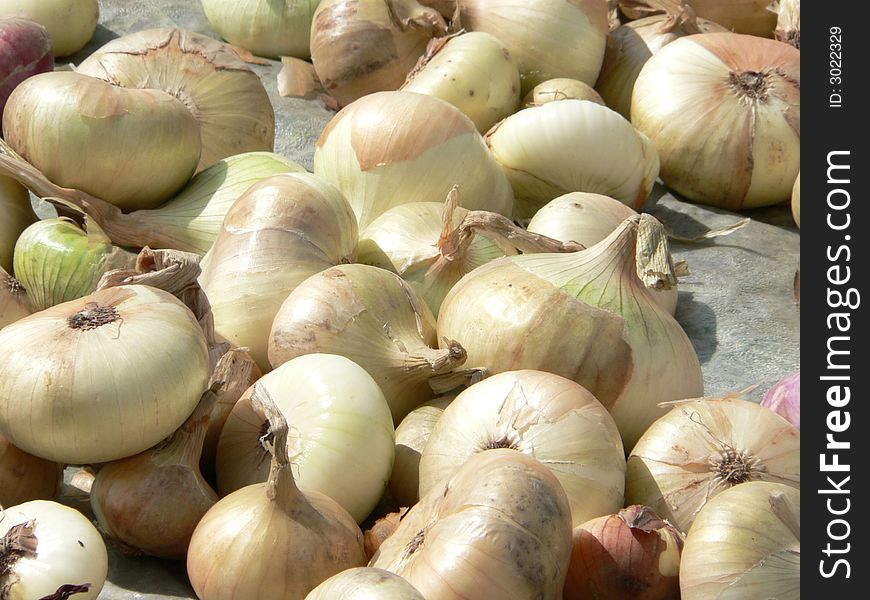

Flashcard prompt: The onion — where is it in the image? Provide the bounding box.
[0,285,210,464]
[631,33,800,209]
[619,0,777,38]
[564,505,683,600]
[306,568,425,600]
[438,215,701,448]
[0,17,52,116]
[187,385,367,599]
[680,482,800,599]
[522,78,605,107]
[199,173,358,371]
[0,432,62,506]
[594,9,728,119]
[0,0,98,57]
[762,371,800,429]
[371,449,573,599]
[201,0,320,59]
[773,0,800,48]
[487,100,659,218]
[13,218,136,311]
[420,370,625,526]
[313,91,514,230]
[402,32,520,133]
[791,171,800,228]
[457,0,609,93]
[3,71,201,212]
[364,510,406,560]
[626,395,801,533]
[310,0,447,107]
[76,28,276,172]
[0,266,29,329]
[215,354,395,522]
[390,396,453,507]
[0,175,33,273]
[0,500,108,600]
[269,264,468,423]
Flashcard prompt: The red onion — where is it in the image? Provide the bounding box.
[0,18,53,117]
[761,371,800,429]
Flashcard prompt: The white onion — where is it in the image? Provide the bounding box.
[0,0,98,57]
[305,568,425,599]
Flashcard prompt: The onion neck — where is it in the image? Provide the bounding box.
[0,521,38,579]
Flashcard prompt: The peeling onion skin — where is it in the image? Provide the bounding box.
[680,482,800,600]
[682,0,777,38]
[761,370,800,429]
[371,449,573,600]
[0,0,98,57]
[0,17,53,116]
[631,33,800,210]
[0,432,63,506]
[0,175,33,274]
[305,567,425,599]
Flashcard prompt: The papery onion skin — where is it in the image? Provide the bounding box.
[0,266,30,329]
[522,78,604,107]
[305,567,425,600]
[626,396,800,534]
[631,33,800,210]
[314,91,514,230]
[419,370,625,527]
[402,32,521,133]
[0,175,33,273]
[3,71,201,211]
[0,0,98,57]
[76,28,276,172]
[762,370,800,429]
[0,432,63,506]
[791,171,800,228]
[457,0,609,93]
[774,0,800,48]
[680,482,800,600]
[201,0,320,59]
[0,285,210,464]
[487,99,659,218]
[0,500,108,600]
[0,17,53,116]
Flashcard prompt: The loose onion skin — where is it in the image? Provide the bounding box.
[305,568,425,599]
[0,432,63,506]
[761,371,800,429]
[0,0,98,57]
[0,176,33,274]
[0,17,53,116]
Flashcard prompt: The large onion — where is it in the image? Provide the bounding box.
[626,395,801,533]
[0,0,98,57]
[0,265,30,329]
[306,568,425,599]
[313,91,514,229]
[419,370,625,527]
[631,33,800,209]
[0,432,63,506]
[0,175,33,273]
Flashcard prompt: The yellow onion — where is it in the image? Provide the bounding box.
[306,568,425,600]
[0,0,98,57]
[187,385,367,599]
[680,482,800,599]
[390,396,454,507]
[458,0,609,93]
[0,500,107,600]
[0,265,30,329]
[0,175,34,273]
[3,71,201,212]
[438,215,701,449]
[402,32,521,133]
[201,0,320,59]
[199,173,358,372]
[76,28,275,172]
[619,0,777,38]
[564,505,683,600]
[626,395,801,533]
[0,285,210,464]
[0,432,63,506]
[420,370,625,526]
[269,264,468,423]
[522,78,605,107]
[487,99,659,218]
[631,33,800,209]
[773,0,799,48]
[215,354,395,523]
[13,217,136,311]
[310,0,447,107]
[791,171,800,228]
[313,91,514,229]
[371,449,573,599]
[595,9,728,119]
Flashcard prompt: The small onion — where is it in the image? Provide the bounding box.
[0,0,98,57]
[314,91,514,229]
[215,354,395,522]
[774,0,800,48]
[564,505,684,600]
[626,395,801,533]
[402,32,521,133]
[487,100,659,218]
[762,370,800,429]
[0,17,53,115]
[458,0,609,92]
[310,0,447,107]
[680,482,800,599]
[0,432,63,506]
[0,500,108,600]
[201,0,320,59]
[0,285,210,464]
[0,266,30,329]
[631,33,800,209]
[0,176,33,273]
[522,78,605,107]
[791,171,800,228]
[419,370,626,527]
[305,568,425,600]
